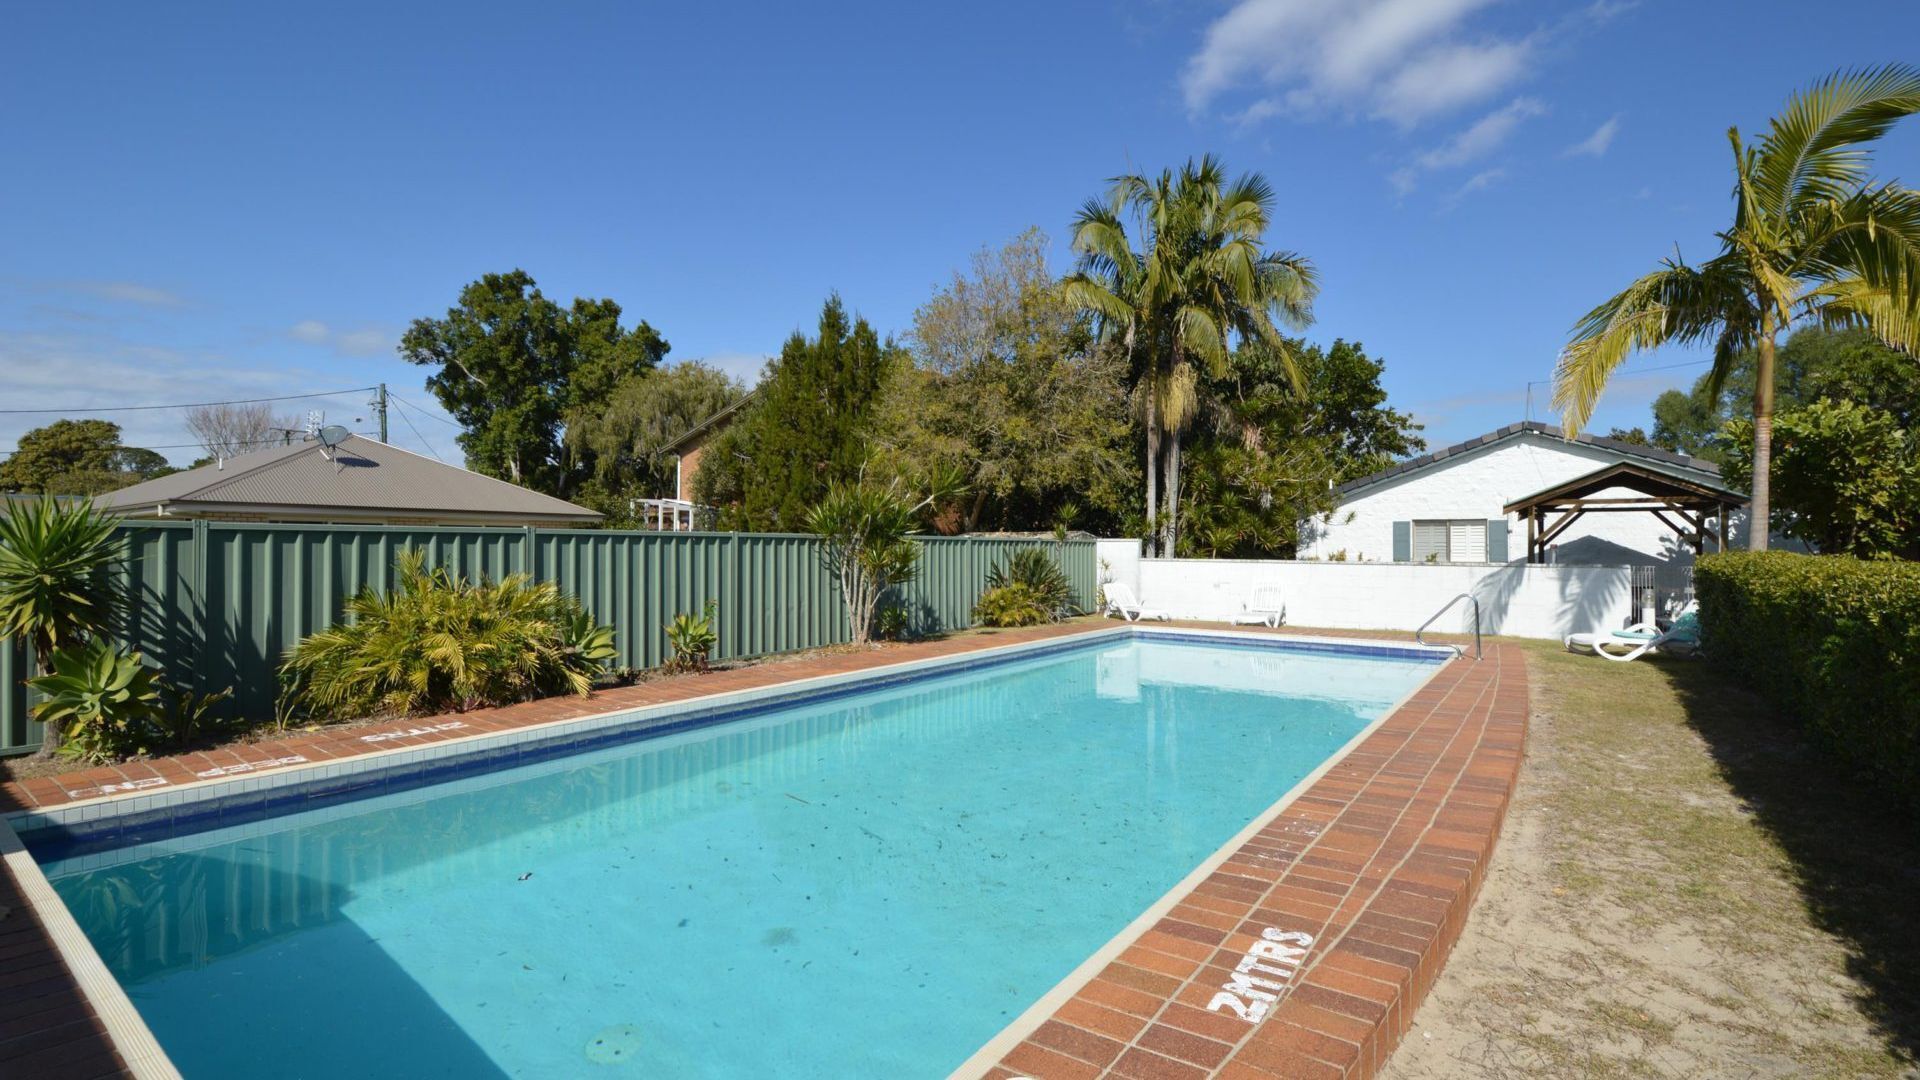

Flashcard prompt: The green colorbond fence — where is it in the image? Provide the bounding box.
[0,521,1097,755]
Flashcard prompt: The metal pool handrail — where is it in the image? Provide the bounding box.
[1417,593,1482,659]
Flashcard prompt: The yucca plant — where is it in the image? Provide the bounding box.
[279,550,616,722]
[28,639,163,763]
[809,475,960,645]
[1554,65,1920,548]
[0,497,125,675]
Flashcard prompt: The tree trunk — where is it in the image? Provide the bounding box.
[1144,389,1160,558]
[1749,324,1775,551]
[1166,426,1182,557]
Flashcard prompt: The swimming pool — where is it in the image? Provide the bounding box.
[31,631,1444,1078]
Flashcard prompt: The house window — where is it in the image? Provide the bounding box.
[1413,520,1488,563]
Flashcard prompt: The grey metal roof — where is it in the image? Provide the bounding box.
[95,436,600,522]
[1337,421,1722,497]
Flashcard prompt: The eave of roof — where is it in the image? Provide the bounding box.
[1336,421,1721,498]
[1501,460,1747,514]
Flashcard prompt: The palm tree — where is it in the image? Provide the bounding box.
[1065,156,1317,555]
[1554,66,1920,549]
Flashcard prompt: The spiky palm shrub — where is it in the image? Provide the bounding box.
[982,548,1073,618]
[0,497,125,675]
[809,481,927,646]
[280,550,615,722]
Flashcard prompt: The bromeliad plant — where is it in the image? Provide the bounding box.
[27,639,163,764]
[279,550,616,722]
[663,600,719,673]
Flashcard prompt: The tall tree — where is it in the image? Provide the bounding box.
[696,296,897,531]
[1179,338,1424,558]
[565,361,747,523]
[400,270,667,495]
[1720,399,1919,558]
[877,229,1135,533]
[1554,66,1920,548]
[184,402,300,462]
[1648,326,1920,461]
[0,419,174,495]
[1065,156,1317,555]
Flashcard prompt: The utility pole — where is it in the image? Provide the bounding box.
[373,383,389,442]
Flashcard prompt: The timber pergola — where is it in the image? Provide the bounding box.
[1503,461,1748,564]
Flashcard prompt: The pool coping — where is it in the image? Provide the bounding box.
[0,817,177,1079]
[963,634,1527,1080]
[946,632,1456,1079]
[0,621,1494,1080]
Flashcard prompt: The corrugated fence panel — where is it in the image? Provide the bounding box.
[0,522,1097,754]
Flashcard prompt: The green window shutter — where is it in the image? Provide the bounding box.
[1391,521,1411,563]
[1486,519,1509,563]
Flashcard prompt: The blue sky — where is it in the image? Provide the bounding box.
[4,1,1917,466]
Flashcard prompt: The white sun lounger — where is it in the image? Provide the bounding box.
[1565,602,1701,662]
[1103,581,1169,622]
[1230,585,1286,628]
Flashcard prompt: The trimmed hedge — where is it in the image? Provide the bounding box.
[1694,551,1920,808]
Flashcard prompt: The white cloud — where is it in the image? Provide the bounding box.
[674,353,771,386]
[287,320,394,358]
[1441,167,1508,208]
[26,279,185,307]
[1372,40,1534,126]
[1182,0,1529,126]
[1563,115,1621,158]
[290,319,329,344]
[0,330,358,465]
[1417,97,1546,169]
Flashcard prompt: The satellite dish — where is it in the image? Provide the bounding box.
[316,425,352,460]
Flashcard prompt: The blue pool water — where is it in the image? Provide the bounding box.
[39,636,1439,1079]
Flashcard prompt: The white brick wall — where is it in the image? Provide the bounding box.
[1136,558,1632,639]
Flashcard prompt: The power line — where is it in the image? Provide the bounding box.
[386,391,462,428]
[0,386,377,415]
[389,397,446,462]
[0,432,379,459]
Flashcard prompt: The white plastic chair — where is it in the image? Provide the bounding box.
[1103,581,1170,622]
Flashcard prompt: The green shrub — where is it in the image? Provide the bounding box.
[280,550,615,722]
[984,548,1073,618]
[28,639,163,764]
[0,498,125,677]
[973,583,1051,628]
[664,601,718,673]
[1694,551,1920,810]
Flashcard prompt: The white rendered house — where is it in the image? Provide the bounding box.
[1297,422,1745,567]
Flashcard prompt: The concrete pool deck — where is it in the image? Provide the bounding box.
[0,620,1525,1079]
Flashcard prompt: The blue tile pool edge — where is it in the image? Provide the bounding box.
[13,626,1454,862]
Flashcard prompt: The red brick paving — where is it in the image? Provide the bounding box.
[0,620,1525,1080]
[0,858,129,1079]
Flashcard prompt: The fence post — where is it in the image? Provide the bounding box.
[521,525,537,581]
[191,520,210,698]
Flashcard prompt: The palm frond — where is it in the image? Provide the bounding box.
[1554,256,1753,435]
[1753,64,1920,215]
